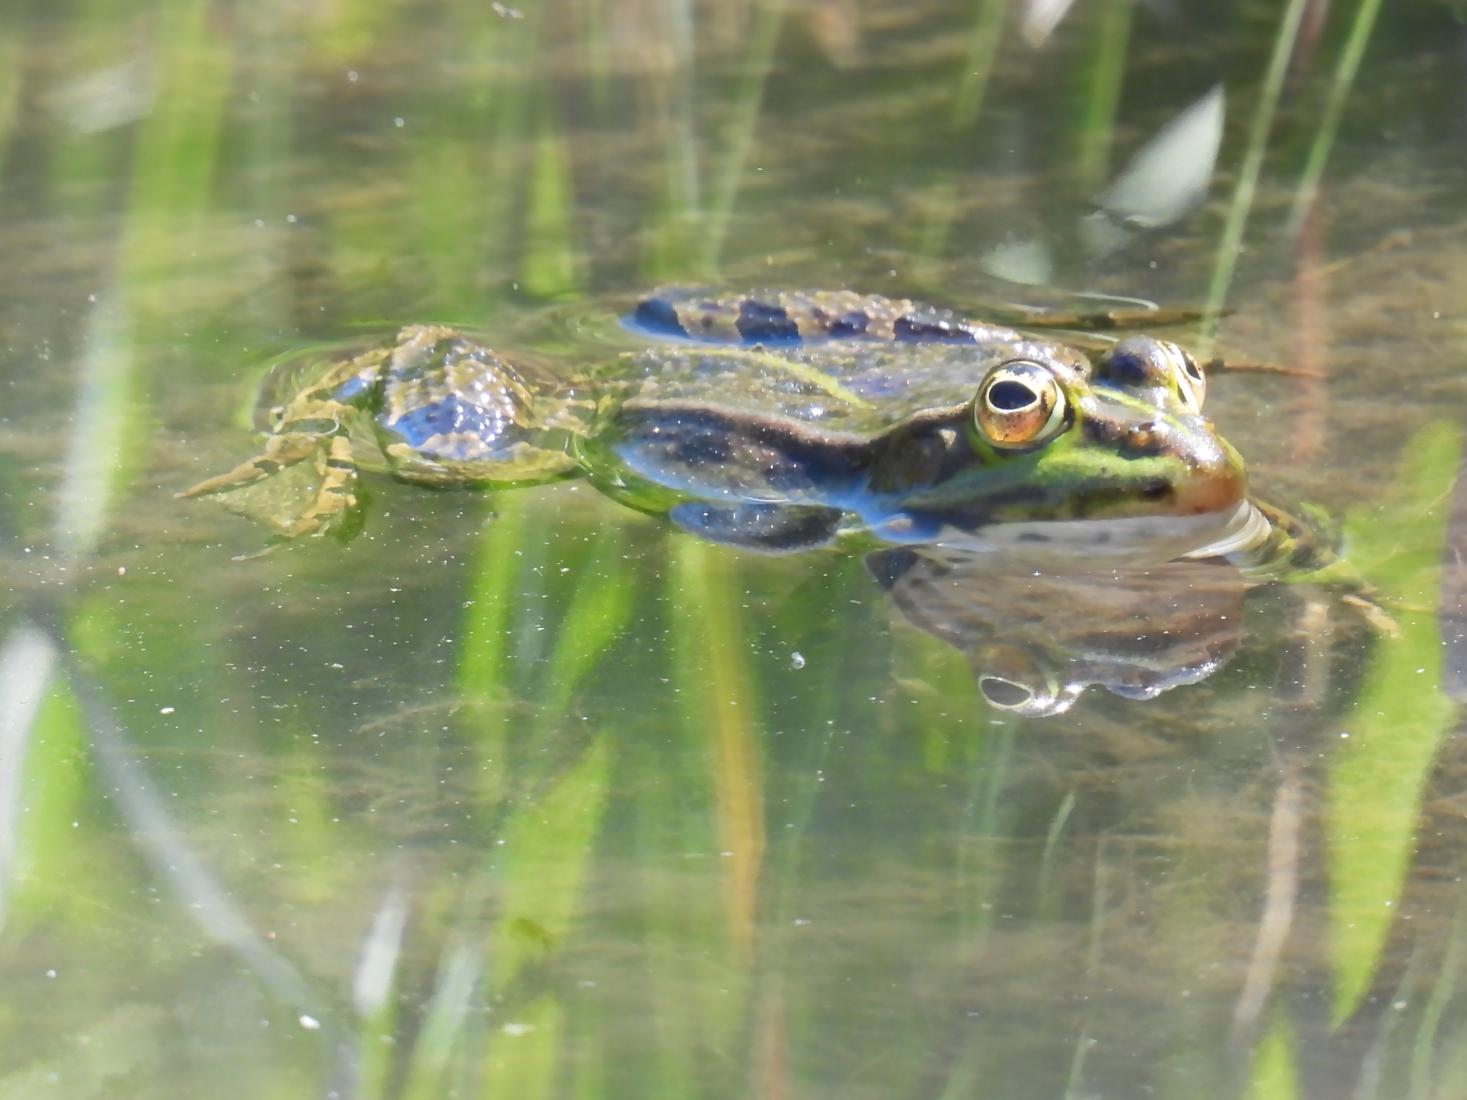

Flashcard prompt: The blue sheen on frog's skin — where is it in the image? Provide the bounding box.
[181,288,1253,559]
[586,319,1245,557]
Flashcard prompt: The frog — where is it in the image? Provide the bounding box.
[179,288,1259,561]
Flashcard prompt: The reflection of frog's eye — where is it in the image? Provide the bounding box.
[974,361,1069,449]
[977,644,1082,717]
[979,675,1037,710]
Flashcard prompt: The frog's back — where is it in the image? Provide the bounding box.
[616,288,1095,433]
[609,340,1090,433]
[633,287,1021,346]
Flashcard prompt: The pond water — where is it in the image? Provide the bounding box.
[3,1,1467,1097]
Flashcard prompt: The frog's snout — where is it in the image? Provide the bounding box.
[1173,427,1248,516]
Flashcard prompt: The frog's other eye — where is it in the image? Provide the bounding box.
[1174,348,1206,411]
[974,360,1069,449]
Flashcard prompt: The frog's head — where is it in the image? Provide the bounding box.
[969,335,1243,517]
[886,335,1248,557]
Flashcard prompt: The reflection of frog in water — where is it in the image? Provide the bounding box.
[182,288,1265,562]
[868,548,1246,717]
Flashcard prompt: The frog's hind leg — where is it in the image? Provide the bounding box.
[180,384,370,538]
[179,423,362,539]
[667,501,843,552]
[279,433,361,538]
[177,431,323,498]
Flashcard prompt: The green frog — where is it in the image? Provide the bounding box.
[180,288,1262,561]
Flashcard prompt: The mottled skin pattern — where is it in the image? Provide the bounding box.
[591,290,1238,552]
[182,288,1248,554]
[181,326,585,537]
[632,287,1030,347]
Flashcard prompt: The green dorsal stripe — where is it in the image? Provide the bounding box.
[726,347,876,410]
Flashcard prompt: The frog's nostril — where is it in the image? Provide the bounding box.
[1173,440,1249,514]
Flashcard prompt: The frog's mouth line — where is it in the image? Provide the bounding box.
[916,499,1260,564]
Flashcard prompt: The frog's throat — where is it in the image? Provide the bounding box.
[910,498,1260,564]
[1181,499,1271,560]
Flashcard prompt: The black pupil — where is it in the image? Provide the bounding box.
[989,379,1037,411]
[980,676,1034,708]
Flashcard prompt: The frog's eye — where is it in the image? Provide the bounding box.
[974,361,1069,449]
[1174,348,1206,411]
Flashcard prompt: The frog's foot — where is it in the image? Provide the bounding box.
[277,434,360,538]
[180,426,361,540]
[668,501,843,552]
[178,432,322,499]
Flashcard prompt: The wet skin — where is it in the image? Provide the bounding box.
[180,289,1251,558]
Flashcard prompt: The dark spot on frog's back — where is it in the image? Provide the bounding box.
[892,313,978,343]
[631,295,690,338]
[735,299,800,343]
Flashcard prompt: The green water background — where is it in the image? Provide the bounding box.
[2,1,1467,1097]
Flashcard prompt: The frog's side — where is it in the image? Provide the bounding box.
[181,289,1250,558]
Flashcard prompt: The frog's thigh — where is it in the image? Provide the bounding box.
[281,434,360,538]
[179,433,322,498]
[668,501,843,552]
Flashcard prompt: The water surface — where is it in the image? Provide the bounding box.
[2,2,1467,1097]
